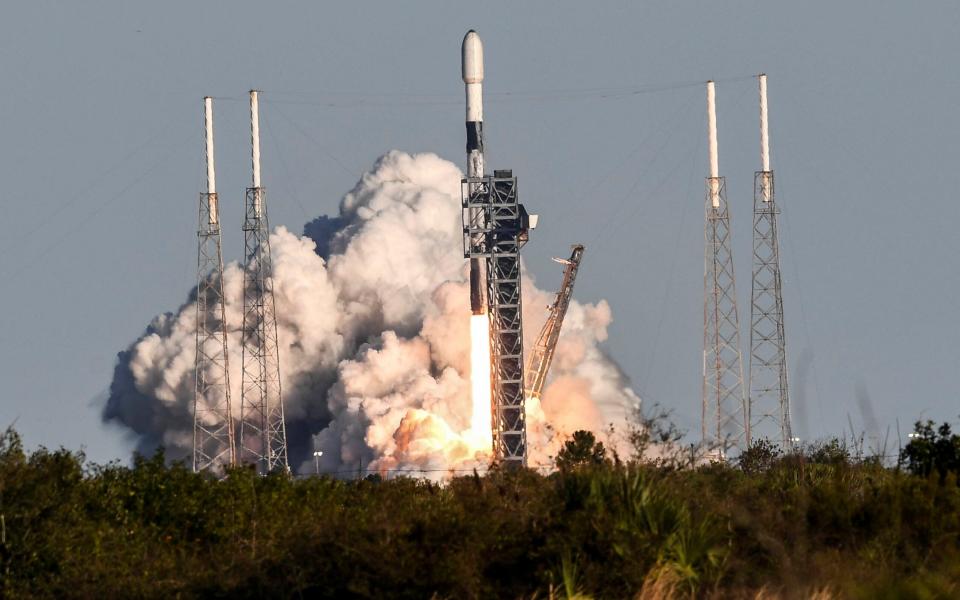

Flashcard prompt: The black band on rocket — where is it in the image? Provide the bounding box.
[469,260,482,313]
[466,122,483,154]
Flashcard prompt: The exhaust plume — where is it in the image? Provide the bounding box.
[104,151,640,476]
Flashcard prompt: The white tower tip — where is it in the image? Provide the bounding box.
[249,90,262,189]
[759,74,770,173]
[706,81,720,207]
[203,97,216,196]
[706,81,719,180]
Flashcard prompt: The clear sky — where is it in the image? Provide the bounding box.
[0,1,957,463]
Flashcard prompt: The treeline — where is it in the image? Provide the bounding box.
[0,423,958,598]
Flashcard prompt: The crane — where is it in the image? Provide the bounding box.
[524,244,585,400]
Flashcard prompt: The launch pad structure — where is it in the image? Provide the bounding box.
[193,97,236,472]
[190,92,290,475]
[463,170,534,467]
[525,245,585,401]
[461,30,537,467]
[238,90,289,474]
[748,74,792,447]
[702,81,749,453]
[190,40,793,474]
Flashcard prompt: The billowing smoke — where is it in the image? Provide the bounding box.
[104,151,640,476]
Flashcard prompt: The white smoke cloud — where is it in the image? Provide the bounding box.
[104,151,640,477]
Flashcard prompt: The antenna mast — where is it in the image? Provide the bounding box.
[193,97,236,472]
[239,90,289,474]
[702,81,748,454]
[748,74,792,447]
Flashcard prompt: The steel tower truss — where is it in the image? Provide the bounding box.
[462,170,531,466]
[239,186,289,474]
[703,177,748,452]
[524,244,585,401]
[748,171,792,446]
[194,191,236,472]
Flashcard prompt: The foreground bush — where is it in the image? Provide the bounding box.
[0,427,958,598]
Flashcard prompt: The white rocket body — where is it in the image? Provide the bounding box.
[462,30,485,314]
[462,30,484,180]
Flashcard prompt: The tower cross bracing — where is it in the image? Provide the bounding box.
[238,91,289,474]
[748,171,791,446]
[462,170,532,466]
[703,176,749,452]
[193,97,236,473]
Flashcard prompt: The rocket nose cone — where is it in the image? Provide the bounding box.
[462,30,484,84]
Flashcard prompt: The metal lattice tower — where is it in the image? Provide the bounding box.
[748,74,792,447]
[463,170,534,466]
[524,244,585,401]
[702,81,748,453]
[238,90,289,474]
[194,97,236,473]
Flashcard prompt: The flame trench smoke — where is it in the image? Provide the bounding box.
[103,151,640,476]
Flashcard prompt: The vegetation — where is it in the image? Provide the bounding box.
[0,420,958,599]
[555,430,609,470]
[900,420,960,481]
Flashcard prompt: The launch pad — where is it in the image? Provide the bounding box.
[462,170,533,466]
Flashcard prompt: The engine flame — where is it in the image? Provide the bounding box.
[467,313,492,452]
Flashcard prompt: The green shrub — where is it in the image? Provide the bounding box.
[0,425,958,598]
[901,420,960,482]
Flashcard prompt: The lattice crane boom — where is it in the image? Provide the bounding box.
[524,244,585,400]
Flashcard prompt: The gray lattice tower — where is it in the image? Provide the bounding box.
[524,244,585,401]
[748,74,792,446]
[702,82,748,453]
[462,170,533,466]
[238,90,289,474]
[194,97,236,473]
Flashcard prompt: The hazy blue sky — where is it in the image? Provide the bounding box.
[1,2,957,462]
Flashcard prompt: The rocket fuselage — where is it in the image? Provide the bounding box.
[463,30,485,315]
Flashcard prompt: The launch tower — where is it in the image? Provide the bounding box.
[193,97,236,472]
[748,74,792,447]
[462,170,535,467]
[239,90,289,474]
[702,81,748,453]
